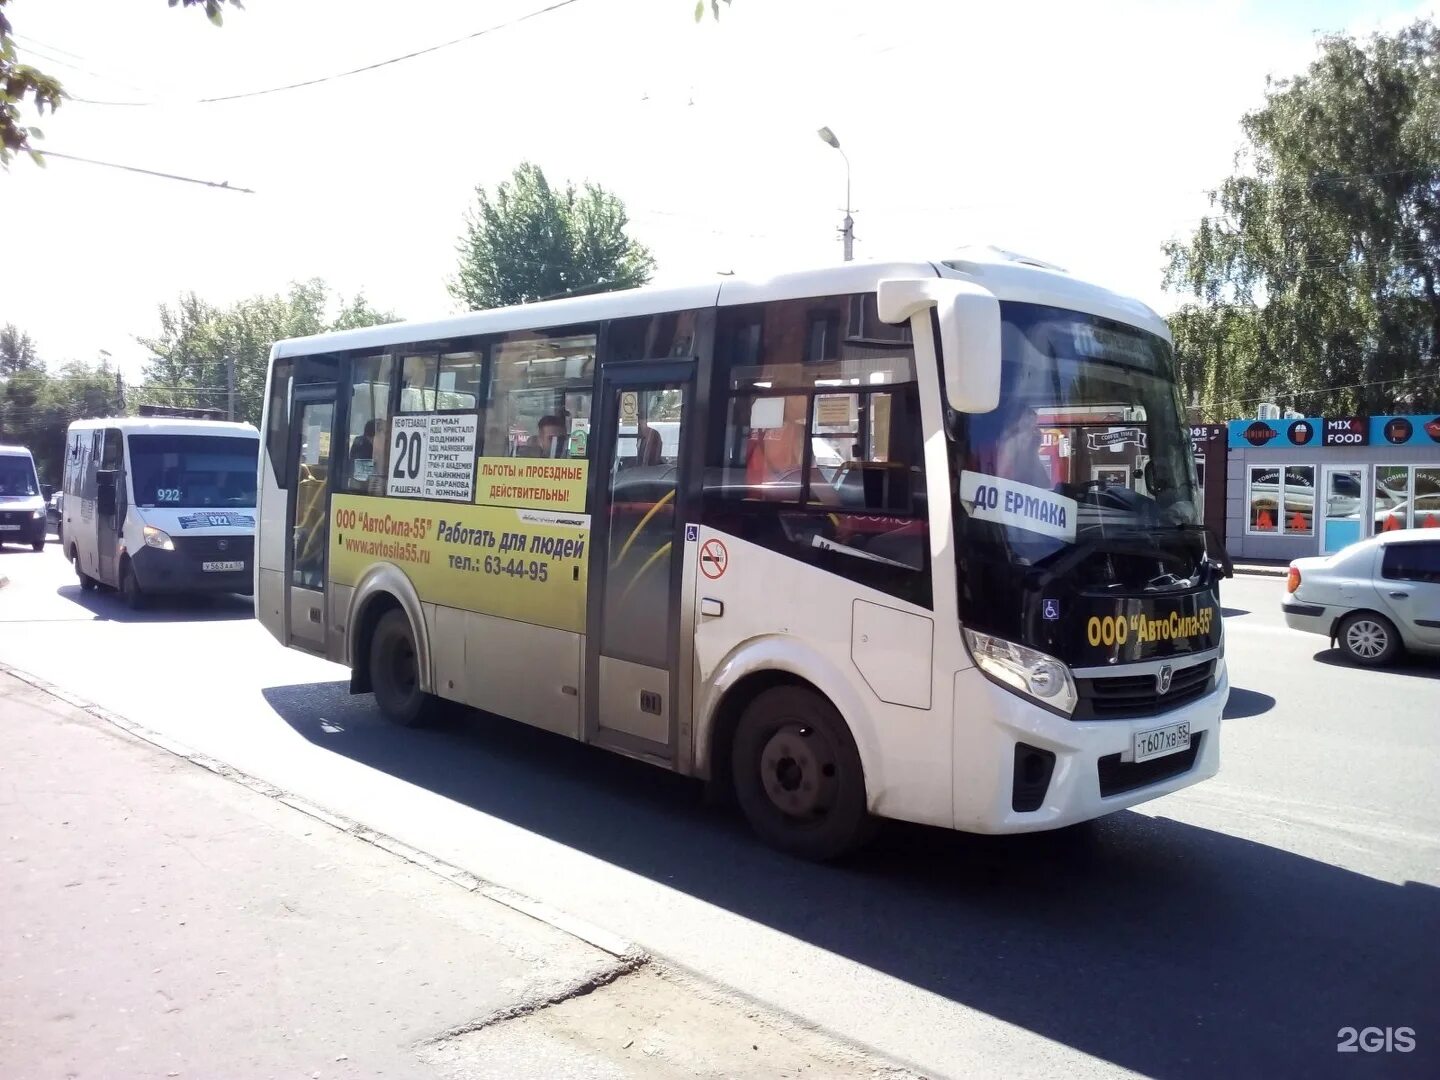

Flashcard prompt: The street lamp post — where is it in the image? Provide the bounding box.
[817,126,854,261]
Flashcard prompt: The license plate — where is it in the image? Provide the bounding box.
[202,560,245,572]
[0,524,19,531]
[1133,720,1191,763]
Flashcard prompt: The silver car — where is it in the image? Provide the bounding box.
[1283,529,1440,665]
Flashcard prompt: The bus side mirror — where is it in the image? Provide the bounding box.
[878,278,1001,414]
[96,470,117,515]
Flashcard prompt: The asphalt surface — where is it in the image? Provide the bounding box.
[2,539,1437,1078]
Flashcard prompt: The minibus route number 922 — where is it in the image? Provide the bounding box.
[256,250,1231,860]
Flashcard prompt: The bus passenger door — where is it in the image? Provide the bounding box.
[586,362,696,763]
[285,386,337,654]
[96,428,126,587]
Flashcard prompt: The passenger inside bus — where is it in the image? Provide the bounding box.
[986,403,1055,492]
[634,418,663,466]
[349,420,376,466]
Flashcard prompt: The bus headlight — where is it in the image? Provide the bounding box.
[143,525,175,551]
[963,629,1077,715]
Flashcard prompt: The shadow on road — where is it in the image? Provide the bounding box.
[1222,686,1276,719]
[1221,607,1250,618]
[1310,649,1440,680]
[50,582,253,623]
[263,680,1440,1080]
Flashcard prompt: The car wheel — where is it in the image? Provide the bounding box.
[120,561,146,610]
[31,540,45,552]
[1337,611,1401,667]
[369,609,438,727]
[731,686,874,861]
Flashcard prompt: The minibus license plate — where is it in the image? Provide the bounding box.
[0,524,19,531]
[1133,721,1190,763]
[203,560,244,572]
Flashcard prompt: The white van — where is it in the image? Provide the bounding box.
[62,418,260,606]
[0,444,47,551]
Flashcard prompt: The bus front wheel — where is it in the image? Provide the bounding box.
[731,686,874,861]
[73,549,96,592]
[369,609,438,727]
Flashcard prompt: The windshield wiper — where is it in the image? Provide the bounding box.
[1171,523,1233,579]
[1022,533,1167,592]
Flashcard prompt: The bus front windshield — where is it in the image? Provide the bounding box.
[0,458,40,498]
[956,303,1205,593]
[128,435,259,509]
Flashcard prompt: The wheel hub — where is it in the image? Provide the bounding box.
[1346,620,1387,658]
[391,640,417,692]
[759,724,838,818]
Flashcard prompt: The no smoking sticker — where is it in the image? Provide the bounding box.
[699,538,728,579]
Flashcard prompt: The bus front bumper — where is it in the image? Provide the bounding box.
[130,543,254,596]
[954,659,1227,834]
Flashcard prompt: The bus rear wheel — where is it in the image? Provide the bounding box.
[369,609,438,727]
[731,686,874,861]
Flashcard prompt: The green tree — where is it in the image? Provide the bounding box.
[0,323,39,375]
[0,328,119,486]
[135,280,399,424]
[1165,19,1440,417]
[1,0,242,167]
[450,162,655,311]
[694,0,732,20]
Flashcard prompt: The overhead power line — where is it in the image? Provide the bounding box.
[69,0,587,108]
[34,151,255,193]
[1198,370,1440,410]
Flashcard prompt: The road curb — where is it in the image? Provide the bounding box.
[0,661,643,964]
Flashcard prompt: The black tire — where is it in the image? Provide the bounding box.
[120,561,146,610]
[369,609,438,727]
[73,550,97,592]
[31,540,44,552]
[1337,611,1401,667]
[731,686,874,861]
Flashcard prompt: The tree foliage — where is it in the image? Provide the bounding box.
[694,0,732,21]
[450,162,655,311]
[1,322,39,375]
[0,324,120,486]
[0,0,242,167]
[136,280,399,424]
[1165,20,1440,419]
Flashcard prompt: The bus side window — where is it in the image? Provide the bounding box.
[344,355,394,494]
[703,294,930,608]
[483,329,596,465]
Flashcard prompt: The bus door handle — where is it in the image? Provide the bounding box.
[700,598,724,618]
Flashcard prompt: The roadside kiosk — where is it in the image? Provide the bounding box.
[1224,413,1440,561]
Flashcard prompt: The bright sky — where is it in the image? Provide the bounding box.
[3,0,1432,383]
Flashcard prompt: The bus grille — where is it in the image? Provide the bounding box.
[172,535,255,561]
[1098,733,1204,797]
[1073,659,1215,721]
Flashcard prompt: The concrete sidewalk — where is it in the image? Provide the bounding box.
[0,673,912,1080]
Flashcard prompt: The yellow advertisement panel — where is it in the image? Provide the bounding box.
[473,457,588,513]
[330,494,590,633]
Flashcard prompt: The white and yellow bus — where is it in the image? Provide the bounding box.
[256,251,1230,858]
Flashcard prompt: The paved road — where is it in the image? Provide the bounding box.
[2,541,1437,1078]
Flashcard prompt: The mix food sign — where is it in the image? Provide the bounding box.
[1229,414,1440,450]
